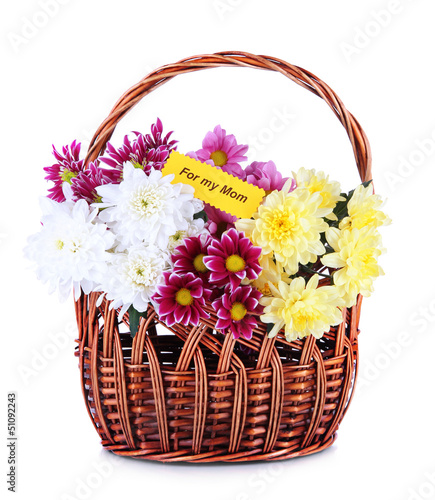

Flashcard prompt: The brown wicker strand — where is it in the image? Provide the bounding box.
[84,51,372,183]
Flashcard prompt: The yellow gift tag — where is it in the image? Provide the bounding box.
[161,151,265,218]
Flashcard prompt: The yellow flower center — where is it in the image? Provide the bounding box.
[230,302,247,321]
[226,254,245,273]
[60,170,77,184]
[210,150,228,167]
[259,282,271,296]
[269,210,294,239]
[55,239,64,250]
[193,254,208,273]
[175,288,193,306]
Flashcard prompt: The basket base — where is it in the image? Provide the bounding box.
[99,433,337,463]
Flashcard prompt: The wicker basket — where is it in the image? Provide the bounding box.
[75,51,371,463]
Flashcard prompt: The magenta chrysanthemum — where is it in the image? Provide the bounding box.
[44,141,85,202]
[146,118,178,151]
[196,125,248,177]
[99,118,177,176]
[171,234,214,285]
[245,161,294,193]
[204,206,237,237]
[152,272,210,327]
[71,163,117,203]
[203,228,262,290]
[213,285,263,340]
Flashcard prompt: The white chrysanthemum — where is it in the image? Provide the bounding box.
[167,218,206,252]
[24,197,114,301]
[101,245,169,317]
[96,164,198,251]
[191,198,204,214]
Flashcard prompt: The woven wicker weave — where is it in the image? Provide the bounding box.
[75,51,371,463]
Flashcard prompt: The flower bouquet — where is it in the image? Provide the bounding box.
[25,52,389,462]
[26,119,388,343]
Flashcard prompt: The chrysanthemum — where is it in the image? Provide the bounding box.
[24,197,114,301]
[235,180,330,275]
[185,150,241,234]
[171,234,214,285]
[321,226,384,307]
[167,219,206,253]
[260,274,344,341]
[339,183,391,230]
[71,163,116,203]
[96,163,197,251]
[204,206,237,237]
[213,285,263,340]
[294,167,345,220]
[99,118,177,176]
[196,125,248,177]
[44,141,85,202]
[252,255,288,297]
[203,228,262,290]
[245,161,293,193]
[101,244,169,317]
[152,272,210,327]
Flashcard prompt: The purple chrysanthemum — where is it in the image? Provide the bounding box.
[203,228,262,290]
[152,272,210,327]
[213,285,263,340]
[99,118,177,176]
[172,234,214,285]
[196,125,248,177]
[44,141,85,202]
[70,163,117,203]
[245,161,294,193]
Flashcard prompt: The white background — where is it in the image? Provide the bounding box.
[2,1,435,499]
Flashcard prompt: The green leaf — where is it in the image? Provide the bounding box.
[128,305,147,339]
[266,323,275,335]
[332,181,372,222]
[332,192,350,221]
[193,209,208,221]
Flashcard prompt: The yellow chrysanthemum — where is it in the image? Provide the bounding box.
[321,226,384,307]
[294,167,345,220]
[251,255,290,296]
[340,183,391,230]
[260,274,344,341]
[235,180,329,275]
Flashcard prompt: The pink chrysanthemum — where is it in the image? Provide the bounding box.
[172,234,214,285]
[196,125,248,178]
[213,285,263,340]
[70,163,117,203]
[152,272,210,327]
[204,207,237,238]
[99,118,177,176]
[186,150,214,166]
[245,161,294,193]
[203,228,262,290]
[44,141,85,202]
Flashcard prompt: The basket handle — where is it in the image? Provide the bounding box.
[85,51,372,182]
